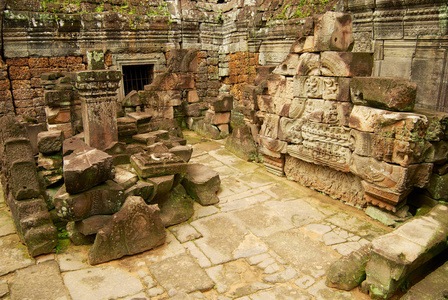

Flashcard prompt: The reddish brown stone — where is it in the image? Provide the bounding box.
[9,66,31,80]
[182,164,220,206]
[88,196,166,265]
[321,52,373,77]
[314,12,354,52]
[29,57,50,69]
[37,130,63,154]
[6,58,29,66]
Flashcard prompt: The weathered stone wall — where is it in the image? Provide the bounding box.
[340,0,448,112]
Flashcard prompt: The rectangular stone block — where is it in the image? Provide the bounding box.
[273,54,300,76]
[54,180,125,221]
[350,77,417,111]
[130,152,187,179]
[320,52,373,77]
[63,149,114,194]
[290,36,316,54]
[9,161,41,200]
[45,107,71,124]
[259,113,280,139]
[314,12,354,52]
[37,130,63,154]
[210,94,233,112]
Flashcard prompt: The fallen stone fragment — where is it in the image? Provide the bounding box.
[63,148,115,194]
[155,184,194,227]
[210,93,233,112]
[169,145,193,163]
[88,196,166,265]
[74,215,112,235]
[113,166,138,190]
[125,181,155,202]
[37,130,64,154]
[148,175,175,201]
[9,161,41,200]
[54,180,125,221]
[182,164,220,206]
[66,222,95,245]
[62,137,94,156]
[350,77,417,112]
[326,244,371,291]
[321,52,373,77]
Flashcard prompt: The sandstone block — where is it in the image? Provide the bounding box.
[122,90,141,107]
[320,52,373,77]
[205,110,231,125]
[297,53,321,76]
[273,54,300,76]
[37,130,63,154]
[117,117,138,137]
[47,123,73,139]
[169,145,193,163]
[9,161,41,200]
[364,205,448,299]
[113,166,138,190]
[125,181,155,202]
[62,137,94,156]
[426,172,448,200]
[74,215,112,235]
[148,175,175,201]
[350,77,417,112]
[54,180,125,221]
[3,137,34,169]
[45,107,71,124]
[88,196,166,265]
[63,148,115,194]
[131,152,187,178]
[290,36,316,54]
[211,93,233,112]
[225,125,259,162]
[155,184,194,227]
[66,221,95,245]
[187,89,199,103]
[259,113,280,139]
[314,12,354,52]
[326,245,371,291]
[181,164,220,206]
[259,135,288,154]
[6,194,57,257]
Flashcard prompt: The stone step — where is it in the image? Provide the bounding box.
[363,204,448,299]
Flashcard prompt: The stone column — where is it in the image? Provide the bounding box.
[75,51,121,150]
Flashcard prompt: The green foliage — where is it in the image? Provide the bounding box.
[95,2,104,13]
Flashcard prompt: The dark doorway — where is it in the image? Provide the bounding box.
[122,64,154,96]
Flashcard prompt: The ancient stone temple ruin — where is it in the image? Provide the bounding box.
[0,0,447,299]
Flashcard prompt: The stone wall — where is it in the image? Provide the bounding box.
[341,0,448,112]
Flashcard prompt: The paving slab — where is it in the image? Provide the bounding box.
[0,210,15,237]
[264,199,325,227]
[169,223,203,243]
[63,266,143,300]
[325,212,388,241]
[232,204,294,237]
[0,235,34,276]
[263,229,340,277]
[250,285,312,300]
[190,214,249,265]
[148,253,214,294]
[10,261,70,300]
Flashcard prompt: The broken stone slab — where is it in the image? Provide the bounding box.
[350,77,417,112]
[37,130,63,154]
[9,161,41,200]
[155,184,194,227]
[117,117,138,138]
[314,12,354,52]
[210,93,233,112]
[88,196,166,265]
[204,110,231,125]
[6,193,57,257]
[181,164,220,206]
[225,125,259,162]
[130,152,187,179]
[348,105,428,135]
[63,148,115,194]
[320,52,373,77]
[133,130,169,145]
[148,175,175,202]
[326,244,371,291]
[74,215,112,235]
[169,145,193,163]
[113,166,138,190]
[62,137,94,156]
[122,90,141,107]
[66,221,95,245]
[125,181,155,202]
[364,205,448,299]
[127,111,152,125]
[365,206,410,227]
[54,180,125,221]
[3,137,35,169]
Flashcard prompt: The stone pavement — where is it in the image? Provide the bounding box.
[0,132,392,300]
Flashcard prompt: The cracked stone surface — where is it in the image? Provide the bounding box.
[0,134,387,300]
